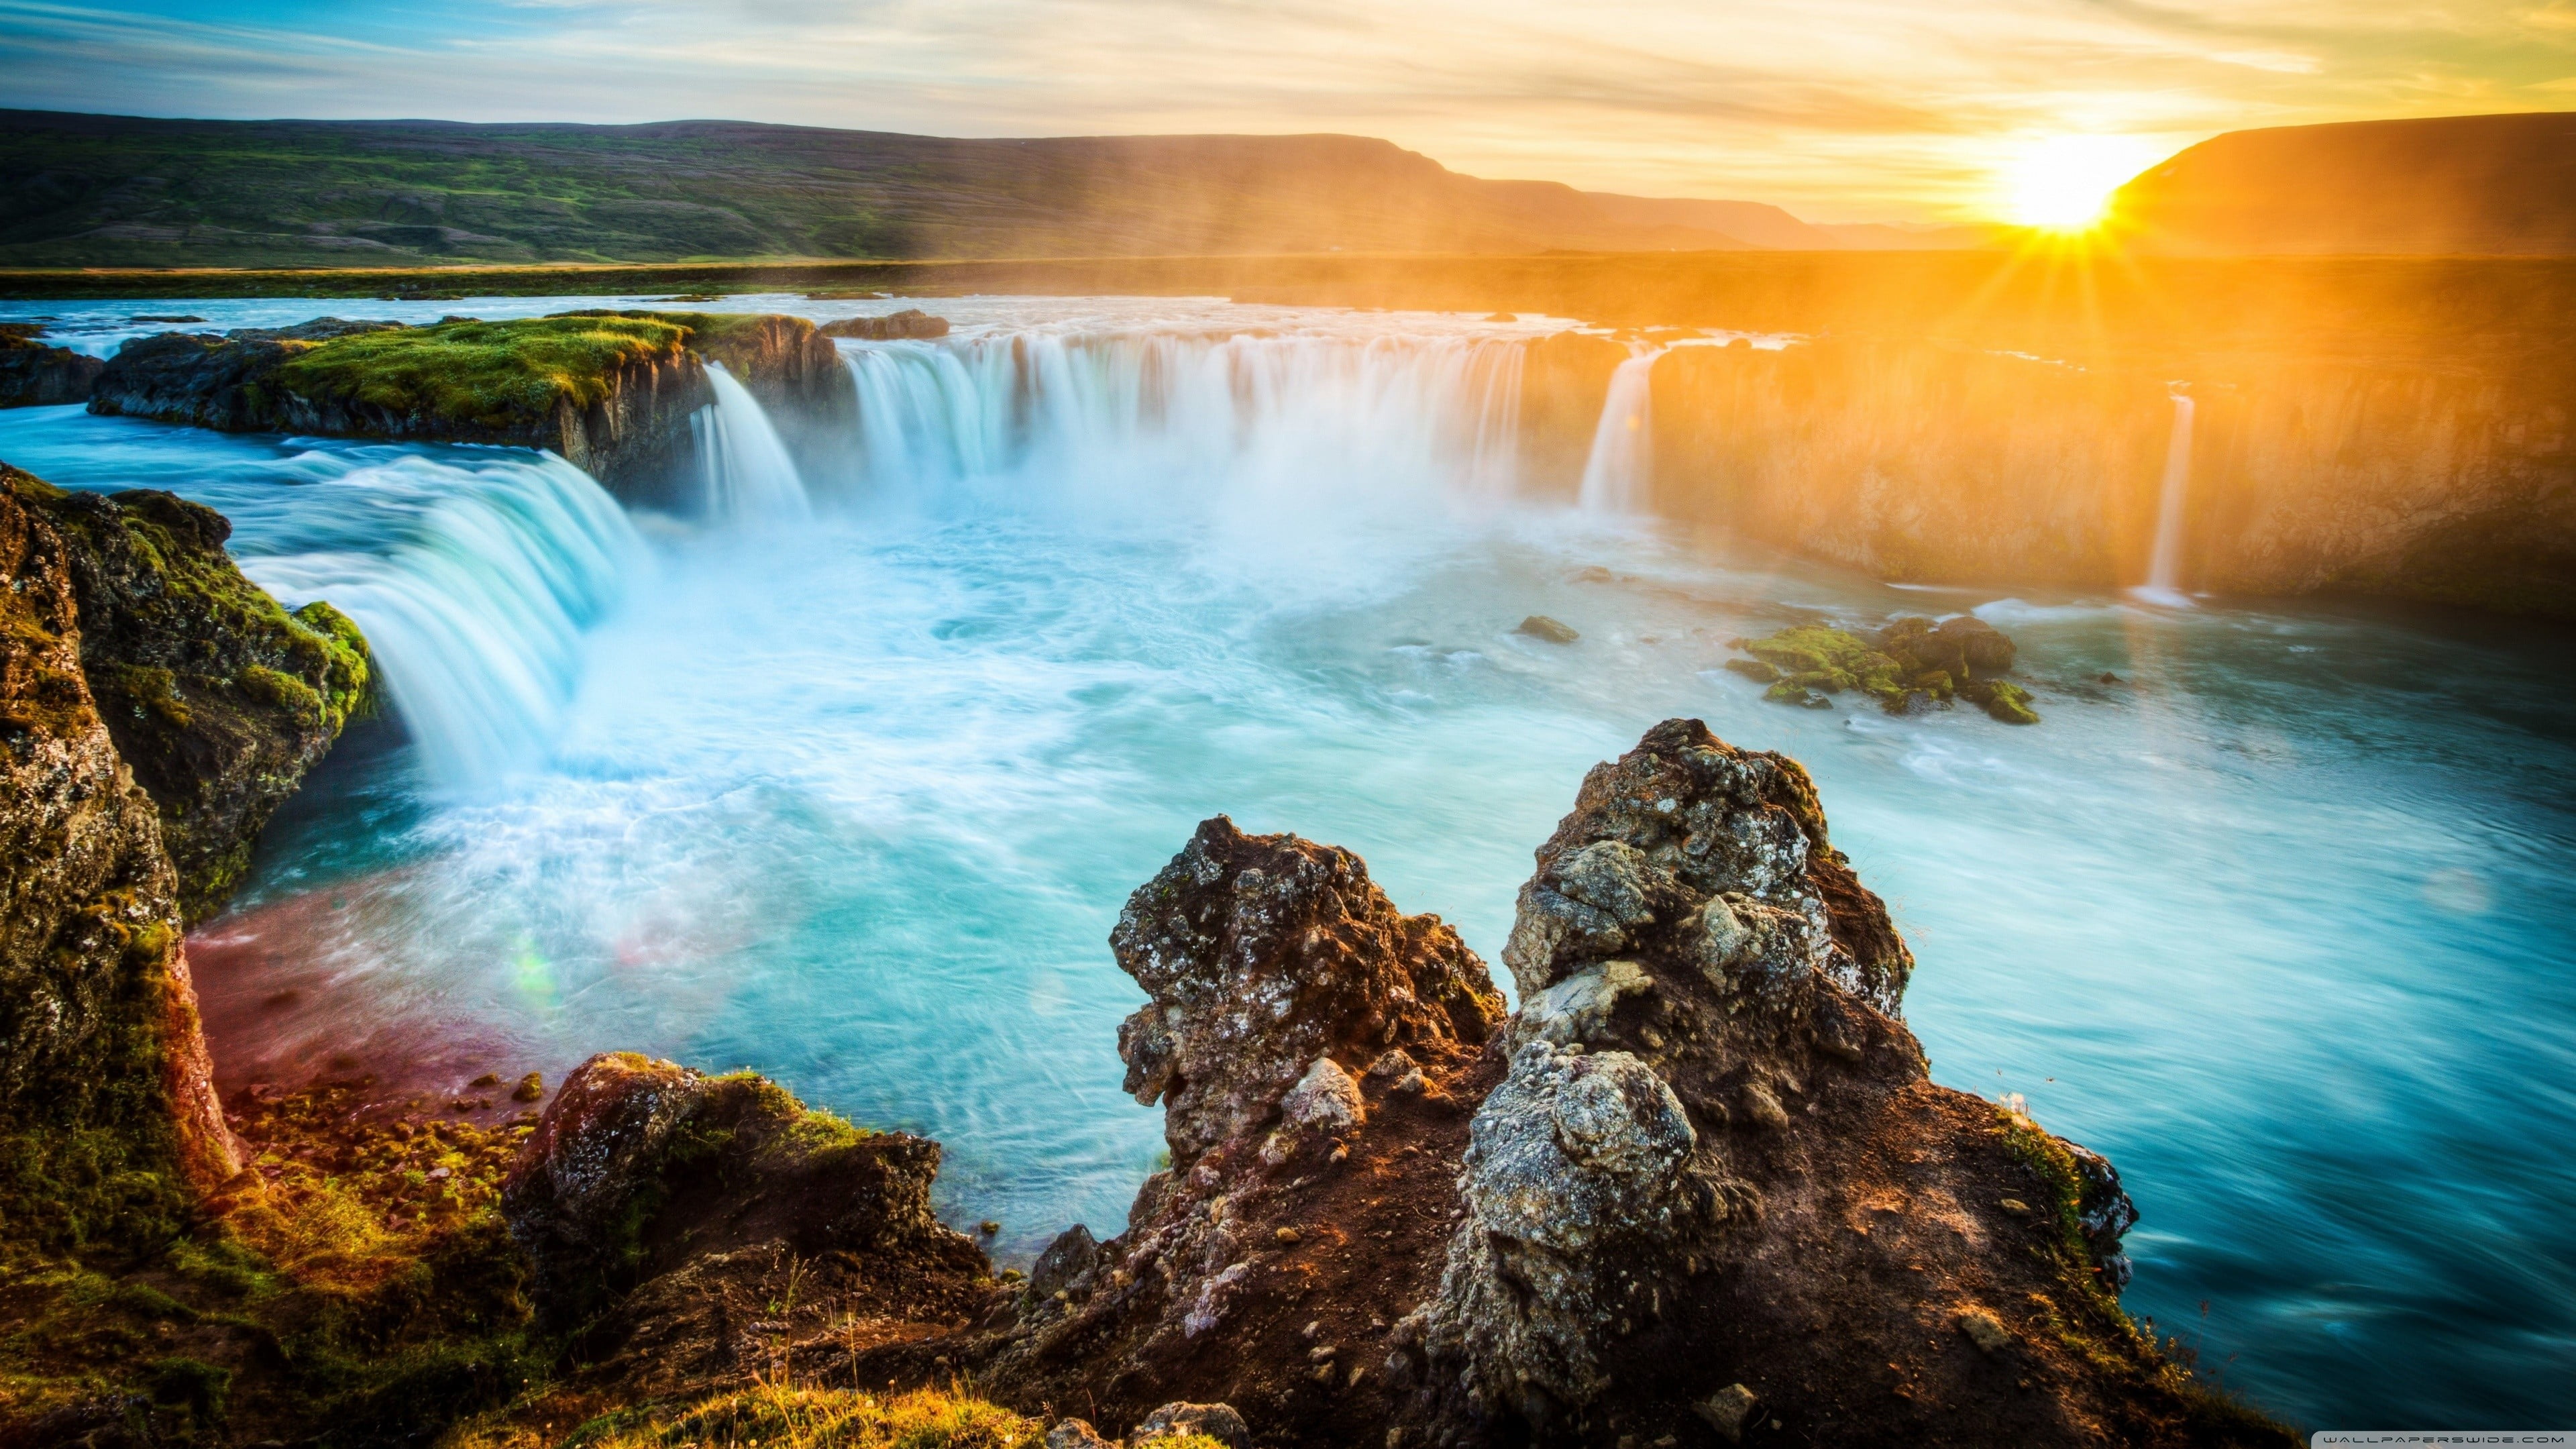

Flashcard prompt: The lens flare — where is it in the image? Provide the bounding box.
[2003,135,2161,229]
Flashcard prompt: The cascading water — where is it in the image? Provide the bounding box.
[1578,346,1662,515]
[693,365,814,523]
[837,330,1527,511]
[231,452,651,788]
[2136,392,2196,606]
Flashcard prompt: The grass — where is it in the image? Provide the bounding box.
[270,315,694,431]
[445,1381,1232,1449]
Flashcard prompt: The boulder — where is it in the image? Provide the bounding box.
[0,326,106,408]
[1515,614,1580,644]
[8,472,375,922]
[821,309,951,340]
[1112,815,1503,1167]
[1134,1401,1250,1446]
[501,1053,991,1394]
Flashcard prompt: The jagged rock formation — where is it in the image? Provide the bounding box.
[0,324,105,407]
[969,723,2286,1448]
[87,311,853,508]
[0,474,236,1252]
[501,1052,994,1401]
[8,470,374,922]
[970,816,1507,1437]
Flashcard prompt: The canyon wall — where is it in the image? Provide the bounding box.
[1511,331,2575,616]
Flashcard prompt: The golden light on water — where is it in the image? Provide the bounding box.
[2001,135,2163,229]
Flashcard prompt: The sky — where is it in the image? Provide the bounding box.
[3,0,2573,223]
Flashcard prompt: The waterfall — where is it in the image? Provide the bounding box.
[237,451,651,790]
[2137,393,2196,606]
[1578,347,1662,515]
[693,365,814,523]
[835,331,1526,512]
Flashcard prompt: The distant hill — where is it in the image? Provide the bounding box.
[2112,111,2576,256]
[0,110,1993,267]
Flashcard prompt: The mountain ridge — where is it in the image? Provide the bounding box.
[0,109,1993,266]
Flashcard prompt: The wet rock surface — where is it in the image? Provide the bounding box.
[0,324,106,408]
[1732,616,2039,722]
[9,470,374,922]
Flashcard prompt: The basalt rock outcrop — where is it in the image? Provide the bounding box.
[88,311,855,510]
[0,324,105,408]
[7,470,374,921]
[501,1052,995,1401]
[967,724,2285,1448]
[0,474,237,1253]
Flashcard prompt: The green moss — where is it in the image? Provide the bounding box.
[147,1356,231,1426]
[289,600,378,729]
[1741,625,1907,704]
[239,663,324,722]
[269,314,694,433]
[1965,678,2041,724]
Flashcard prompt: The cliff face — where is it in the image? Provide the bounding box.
[0,474,235,1254]
[1639,339,2576,616]
[9,472,374,922]
[87,312,855,510]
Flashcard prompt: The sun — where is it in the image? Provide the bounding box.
[2002,135,2161,230]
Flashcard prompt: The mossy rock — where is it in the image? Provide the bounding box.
[270,313,694,433]
[5,467,378,922]
[1735,617,2036,723]
[1964,678,2041,724]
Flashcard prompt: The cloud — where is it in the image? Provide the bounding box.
[0,0,2566,221]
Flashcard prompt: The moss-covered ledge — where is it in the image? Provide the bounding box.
[89,311,855,506]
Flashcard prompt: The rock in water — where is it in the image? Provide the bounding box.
[0,477,237,1250]
[821,309,951,340]
[9,471,375,922]
[0,325,106,408]
[1515,614,1581,644]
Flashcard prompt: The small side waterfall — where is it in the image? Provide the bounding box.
[1578,347,1663,515]
[2137,392,2196,606]
[694,365,814,523]
[238,451,651,789]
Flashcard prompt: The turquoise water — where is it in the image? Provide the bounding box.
[3,295,2572,1428]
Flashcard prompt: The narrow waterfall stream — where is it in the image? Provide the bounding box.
[0,294,2570,1430]
[695,364,814,523]
[1577,346,1662,515]
[2136,392,2197,605]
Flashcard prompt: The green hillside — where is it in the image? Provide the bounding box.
[0,111,1997,268]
